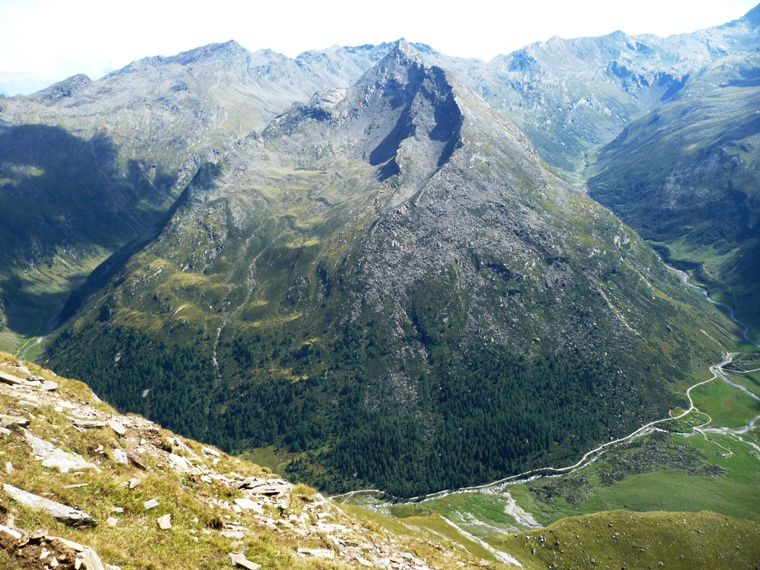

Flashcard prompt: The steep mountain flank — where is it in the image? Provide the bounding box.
[44,42,738,497]
[588,49,760,331]
[0,352,505,569]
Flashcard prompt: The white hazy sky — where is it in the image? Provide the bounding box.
[0,0,757,95]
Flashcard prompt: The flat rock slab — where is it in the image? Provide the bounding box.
[237,477,291,496]
[229,552,261,569]
[201,446,220,457]
[143,499,160,510]
[297,548,335,560]
[23,428,96,473]
[233,498,263,513]
[0,370,54,390]
[127,453,148,470]
[71,419,107,429]
[3,483,97,527]
[0,414,30,428]
[109,420,127,436]
[0,370,28,386]
[157,514,172,530]
[168,453,192,472]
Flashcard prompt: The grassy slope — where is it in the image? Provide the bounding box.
[492,510,760,570]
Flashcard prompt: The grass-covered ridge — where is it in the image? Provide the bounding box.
[494,510,760,570]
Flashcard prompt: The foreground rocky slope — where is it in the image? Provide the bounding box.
[0,352,510,569]
[44,42,739,496]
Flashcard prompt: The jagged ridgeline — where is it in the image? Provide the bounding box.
[45,42,736,497]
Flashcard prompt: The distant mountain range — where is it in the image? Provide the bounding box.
[0,4,758,496]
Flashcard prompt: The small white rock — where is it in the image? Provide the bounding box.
[143,498,160,510]
[112,449,128,465]
[233,498,263,514]
[109,420,127,437]
[297,548,335,560]
[201,446,220,457]
[229,552,261,570]
[157,513,172,530]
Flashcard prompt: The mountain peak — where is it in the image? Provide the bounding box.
[166,39,250,65]
[741,2,760,26]
[29,73,91,104]
[388,38,425,65]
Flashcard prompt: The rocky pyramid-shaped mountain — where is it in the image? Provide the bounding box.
[44,41,737,497]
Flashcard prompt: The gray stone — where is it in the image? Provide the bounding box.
[233,498,263,513]
[23,428,96,473]
[237,477,291,496]
[3,484,97,527]
[0,414,30,427]
[76,546,106,570]
[157,514,172,530]
[168,453,192,472]
[127,453,148,470]
[108,420,127,436]
[297,548,335,560]
[201,446,220,457]
[112,449,129,465]
[0,524,23,540]
[71,419,107,429]
[143,498,160,510]
[229,552,261,569]
[0,370,27,386]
